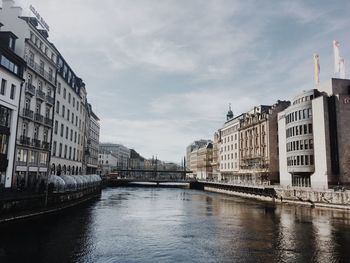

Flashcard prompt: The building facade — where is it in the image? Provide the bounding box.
[98,152,118,176]
[189,142,213,180]
[50,54,86,177]
[0,29,25,188]
[239,101,290,185]
[279,79,350,189]
[1,1,58,189]
[99,143,130,169]
[219,108,241,182]
[86,104,100,174]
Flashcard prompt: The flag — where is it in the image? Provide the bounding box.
[333,40,340,73]
[313,54,320,85]
[340,58,346,79]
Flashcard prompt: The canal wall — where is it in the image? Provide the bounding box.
[199,182,350,210]
[0,186,101,224]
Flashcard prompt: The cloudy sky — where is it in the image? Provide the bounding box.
[11,0,350,162]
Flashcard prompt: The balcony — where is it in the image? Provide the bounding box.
[46,94,54,105]
[42,141,50,150]
[36,89,45,101]
[44,117,53,127]
[32,138,41,148]
[20,135,31,146]
[25,83,36,96]
[34,113,44,123]
[25,57,55,85]
[22,108,34,120]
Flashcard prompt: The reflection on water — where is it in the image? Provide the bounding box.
[0,187,349,263]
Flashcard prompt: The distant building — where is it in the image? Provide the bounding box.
[86,104,100,174]
[190,142,213,180]
[99,143,130,169]
[186,139,212,170]
[279,78,350,188]
[98,151,118,176]
[0,28,26,188]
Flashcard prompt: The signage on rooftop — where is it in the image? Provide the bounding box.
[29,5,50,32]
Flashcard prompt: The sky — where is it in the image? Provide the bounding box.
[9,0,350,162]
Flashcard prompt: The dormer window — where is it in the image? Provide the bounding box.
[9,37,15,51]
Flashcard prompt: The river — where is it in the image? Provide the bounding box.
[0,187,350,263]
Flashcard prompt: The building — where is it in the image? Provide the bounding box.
[1,0,58,189]
[50,53,86,177]
[186,139,212,170]
[278,78,350,189]
[239,101,290,185]
[99,143,130,169]
[0,28,26,188]
[189,142,213,180]
[98,151,118,176]
[211,131,221,181]
[218,107,242,182]
[85,104,100,174]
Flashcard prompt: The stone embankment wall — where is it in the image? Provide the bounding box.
[200,182,350,210]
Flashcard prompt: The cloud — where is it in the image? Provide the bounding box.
[11,0,350,161]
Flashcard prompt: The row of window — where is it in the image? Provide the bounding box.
[21,122,49,142]
[220,162,238,170]
[30,31,56,63]
[1,78,16,100]
[286,124,313,138]
[221,152,238,161]
[16,148,48,164]
[25,97,51,118]
[57,82,80,111]
[222,133,238,143]
[287,155,314,166]
[285,108,312,124]
[287,139,313,152]
[292,95,314,105]
[221,143,238,152]
[54,121,82,145]
[55,101,84,129]
[27,73,53,96]
[52,141,83,162]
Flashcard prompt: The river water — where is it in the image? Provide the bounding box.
[0,187,350,263]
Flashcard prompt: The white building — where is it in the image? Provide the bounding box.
[1,0,58,189]
[98,152,118,175]
[219,107,241,182]
[86,104,100,174]
[278,78,350,189]
[50,54,87,176]
[0,28,26,188]
[99,143,130,169]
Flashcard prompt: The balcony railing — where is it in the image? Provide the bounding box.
[25,57,55,85]
[22,108,34,119]
[25,83,36,96]
[20,135,31,146]
[42,141,50,150]
[46,94,54,105]
[36,89,45,100]
[44,117,53,127]
[34,113,44,123]
[32,138,41,148]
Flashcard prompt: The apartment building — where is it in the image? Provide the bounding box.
[50,54,86,176]
[239,101,290,185]
[1,1,58,189]
[86,104,100,174]
[219,107,241,182]
[0,28,25,188]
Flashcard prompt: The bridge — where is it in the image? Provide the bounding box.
[106,169,196,187]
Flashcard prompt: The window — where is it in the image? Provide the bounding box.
[66,127,69,139]
[35,102,41,114]
[43,129,48,142]
[1,79,6,95]
[308,124,313,133]
[67,109,70,121]
[56,101,60,114]
[54,121,58,134]
[68,93,71,103]
[10,84,16,100]
[59,143,62,157]
[70,129,73,141]
[63,88,66,99]
[64,145,67,158]
[60,124,64,137]
[33,126,39,140]
[62,105,65,118]
[73,97,75,107]
[57,82,61,94]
